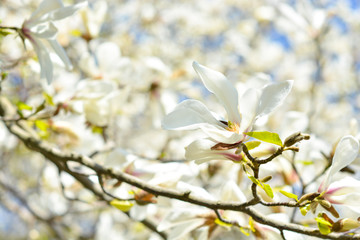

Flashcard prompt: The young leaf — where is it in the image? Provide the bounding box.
[248,175,261,186]
[295,160,313,165]
[35,120,49,131]
[243,166,261,186]
[43,92,55,106]
[239,227,251,236]
[279,190,298,201]
[263,183,274,199]
[300,204,311,216]
[315,215,332,235]
[35,120,50,139]
[214,218,233,228]
[17,101,33,111]
[245,131,283,147]
[1,72,8,80]
[249,217,255,232]
[92,126,103,134]
[244,141,261,150]
[0,29,11,39]
[110,200,134,212]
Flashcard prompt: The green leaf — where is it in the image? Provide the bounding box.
[245,131,283,147]
[35,120,49,131]
[92,126,103,134]
[315,216,332,235]
[249,217,255,232]
[34,102,45,113]
[244,166,273,198]
[214,218,232,228]
[248,175,261,186]
[16,101,33,111]
[300,204,311,216]
[70,29,82,37]
[295,160,313,165]
[243,166,260,185]
[244,141,261,150]
[263,183,274,199]
[35,120,50,139]
[279,190,298,201]
[43,92,55,106]
[0,29,11,39]
[1,72,8,80]
[239,227,250,236]
[110,200,134,212]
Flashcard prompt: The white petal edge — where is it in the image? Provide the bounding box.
[162,99,224,130]
[326,177,360,206]
[32,38,53,84]
[185,139,229,164]
[29,22,58,39]
[48,1,88,21]
[220,181,247,202]
[192,61,241,124]
[321,136,359,191]
[256,80,293,118]
[199,124,243,144]
[48,39,73,70]
[239,88,261,133]
[30,0,63,23]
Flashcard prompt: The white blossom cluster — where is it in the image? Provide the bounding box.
[1,0,360,239]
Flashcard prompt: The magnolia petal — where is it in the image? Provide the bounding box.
[185,139,229,164]
[192,62,241,124]
[48,39,73,70]
[157,208,208,232]
[239,88,261,133]
[328,193,360,206]
[220,181,247,202]
[167,219,206,240]
[48,1,87,21]
[199,123,243,144]
[321,136,359,191]
[256,80,293,118]
[177,181,215,200]
[326,177,360,206]
[162,99,224,130]
[32,38,53,84]
[76,80,116,99]
[327,177,360,196]
[30,0,63,23]
[96,42,121,71]
[29,22,58,39]
[277,3,308,31]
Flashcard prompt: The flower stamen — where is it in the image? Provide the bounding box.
[226,121,240,133]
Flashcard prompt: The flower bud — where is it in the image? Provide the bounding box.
[325,204,340,218]
[318,199,332,209]
[284,132,310,147]
[298,192,320,204]
[332,218,360,232]
[260,175,272,183]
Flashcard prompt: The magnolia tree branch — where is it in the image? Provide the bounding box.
[0,97,166,240]
[1,96,359,240]
[0,179,66,239]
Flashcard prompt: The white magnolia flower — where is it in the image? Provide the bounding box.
[318,135,359,193]
[318,136,360,206]
[74,80,129,127]
[157,181,247,240]
[185,139,244,165]
[162,62,293,162]
[20,0,86,84]
[324,176,360,208]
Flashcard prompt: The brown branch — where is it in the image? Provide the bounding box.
[1,96,359,240]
